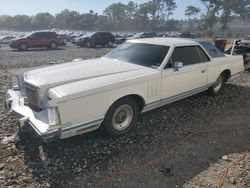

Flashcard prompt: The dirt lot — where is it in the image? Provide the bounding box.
[0,44,249,188]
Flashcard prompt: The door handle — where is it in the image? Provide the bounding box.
[201,70,207,73]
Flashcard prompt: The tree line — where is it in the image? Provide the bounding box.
[0,0,249,34]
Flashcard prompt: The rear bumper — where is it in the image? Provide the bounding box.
[245,61,250,70]
[5,89,60,142]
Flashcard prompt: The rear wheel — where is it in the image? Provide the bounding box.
[208,74,224,96]
[50,42,57,49]
[102,98,139,138]
[19,43,27,51]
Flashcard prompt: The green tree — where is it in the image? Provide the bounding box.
[152,0,165,21]
[55,9,81,29]
[95,15,111,30]
[32,13,54,29]
[79,10,98,30]
[11,15,32,29]
[200,0,221,35]
[134,3,151,30]
[126,1,138,19]
[163,0,177,21]
[220,0,250,31]
[104,2,128,30]
[0,15,13,28]
[185,6,201,19]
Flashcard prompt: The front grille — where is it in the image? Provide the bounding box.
[24,83,41,111]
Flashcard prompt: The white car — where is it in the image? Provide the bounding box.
[6,38,244,142]
[0,36,15,44]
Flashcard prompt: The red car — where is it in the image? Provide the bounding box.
[9,31,60,51]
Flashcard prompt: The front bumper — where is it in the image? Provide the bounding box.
[5,89,60,142]
[9,43,18,49]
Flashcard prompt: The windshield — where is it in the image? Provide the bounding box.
[105,42,169,68]
[132,33,143,38]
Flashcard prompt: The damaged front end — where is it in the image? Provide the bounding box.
[5,82,61,142]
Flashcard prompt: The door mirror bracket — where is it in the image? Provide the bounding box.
[173,61,183,71]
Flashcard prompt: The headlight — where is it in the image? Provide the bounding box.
[47,108,59,126]
[12,75,20,89]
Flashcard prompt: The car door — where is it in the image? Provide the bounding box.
[37,32,50,47]
[27,33,39,47]
[94,33,103,45]
[99,33,107,45]
[161,46,209,100]
[29,32,45,47]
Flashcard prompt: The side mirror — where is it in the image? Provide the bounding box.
[173,61,183,71]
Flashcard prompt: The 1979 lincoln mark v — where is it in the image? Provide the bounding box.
[5,38,244,142]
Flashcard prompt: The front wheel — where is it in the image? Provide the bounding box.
[102,98,139,138]
[19,43,27,51]
[107,41,113,48]
[86,41,91,48]
[208,74,224,96]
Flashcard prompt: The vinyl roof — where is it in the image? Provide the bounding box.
[128,37,199,46]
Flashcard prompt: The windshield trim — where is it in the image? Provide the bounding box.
[105,42,170,69]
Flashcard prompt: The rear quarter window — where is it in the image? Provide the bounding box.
[197,46,210,62]
[200,42,225,58]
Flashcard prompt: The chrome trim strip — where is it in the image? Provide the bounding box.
[143,83,214,113]
[62,118,104,132]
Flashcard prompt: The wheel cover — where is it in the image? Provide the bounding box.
[21,44,26,50]
[51,43,56,48]
[112,104,134,131]
[213,75,223,92]
[108,41,113,46]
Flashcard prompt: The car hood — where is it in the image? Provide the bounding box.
[10,37,25,42]
[79,36,89,41]
[24,57,152,87]
[127,36,138,40]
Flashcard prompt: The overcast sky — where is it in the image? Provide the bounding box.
[0,0,205,19]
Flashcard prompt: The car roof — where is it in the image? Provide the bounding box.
[189,38,211,43]
[128,37,199,46]
[33,31,56,34]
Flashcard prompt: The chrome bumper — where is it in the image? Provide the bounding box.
[5,89,60,142]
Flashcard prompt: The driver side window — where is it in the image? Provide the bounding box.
[165,46,202,69]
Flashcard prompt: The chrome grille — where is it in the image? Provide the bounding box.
[24,82,40,111]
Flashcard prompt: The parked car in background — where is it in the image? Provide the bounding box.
[9,31,61,51]
[165,31,196,38]
[214,38,250,70]
[179,32,196,38]
[76,32,115,48]
[6,38,244,142]
[58,34,71,43]
[114,35,126,44]
[240,36,250,47]
[71,34,85,44]
[127,32,157,40]
[0,36,15,44]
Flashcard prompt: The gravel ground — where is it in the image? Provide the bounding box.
[0,44,250,188]
[0,44,112,69]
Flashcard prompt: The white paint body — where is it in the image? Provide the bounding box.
[7,38,245,140]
